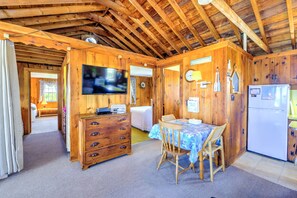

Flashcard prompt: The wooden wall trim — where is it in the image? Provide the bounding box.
[253,49,297,60]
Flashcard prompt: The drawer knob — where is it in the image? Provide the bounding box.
[90,132,100,136]
[90,142,100,147]
[120,136,126,140]
[90,121,100,125]
[291,151,295,156]
[118,118,126,122]
[120,145,127,149]
[89,153,99,157]
[291,131,295,136]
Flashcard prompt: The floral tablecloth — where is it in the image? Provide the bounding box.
[149,119,215,163]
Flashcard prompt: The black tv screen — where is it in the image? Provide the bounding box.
[82,64,128,95]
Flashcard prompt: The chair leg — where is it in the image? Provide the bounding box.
[175,155,179,184]
[157,152,166,170]
[208,142,214,182]
[199,151,204,180]
[190,163,195,173]
[214,151,219,167]
[220,137,225,172]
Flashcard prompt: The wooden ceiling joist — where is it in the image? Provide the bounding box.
[78,26,113,37]
[99,36,119,48]
[0,0,97,6]
[16,56,62,66]
[250,0,270,51]
[110,10,163,58]
[61,31,87,37]
[14,43,66,55]
[146,0,192,50]
[28,20,95,31]
[129,0,181,54]
[118,28,155,57]
[15,49,65,60]
[209,0,270,53]
[82,13,119,28]
[168,0,206,47]
[0,5,105,19]
[15,51,63,62]
[286,0,296,49]
[94,0,131,15]
[130,17,172,56]
[102,25,141,53]
[108,37,130,51]
[191,0,220,40]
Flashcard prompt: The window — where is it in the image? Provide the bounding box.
[40,80,57,102]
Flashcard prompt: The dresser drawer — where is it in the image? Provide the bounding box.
[85,125,129,141]
[85,133,130,151]
[85,115,129,130]
[85,142,131,163]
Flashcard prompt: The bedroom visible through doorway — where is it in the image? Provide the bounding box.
[30,72,58,134]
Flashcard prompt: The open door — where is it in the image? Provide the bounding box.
[163,65,180,118]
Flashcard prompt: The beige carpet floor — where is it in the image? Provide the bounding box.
[131,127,150,144]
[31,116,58,134]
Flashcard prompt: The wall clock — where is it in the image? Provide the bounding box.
[185,69,194,82]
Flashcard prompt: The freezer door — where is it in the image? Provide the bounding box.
[248,85,289,111]
[248,108,288,160]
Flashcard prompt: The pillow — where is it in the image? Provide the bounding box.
[31,103,37,110]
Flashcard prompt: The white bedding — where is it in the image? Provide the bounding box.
[130,106,152,131]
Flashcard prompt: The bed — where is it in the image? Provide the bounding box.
[130,106,152,131]
[31,103,37,122]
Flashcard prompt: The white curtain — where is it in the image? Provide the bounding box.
[130,77,136,105]
[39,79,57,102]
[0,40,24,179]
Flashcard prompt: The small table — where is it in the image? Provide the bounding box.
[149,119,216,180]
[38,108,58,117]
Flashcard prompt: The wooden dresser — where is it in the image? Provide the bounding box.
[78,113,131,169]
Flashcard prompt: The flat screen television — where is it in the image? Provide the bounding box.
[82,64,128,95]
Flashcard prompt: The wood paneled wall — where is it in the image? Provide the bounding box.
[156,41,252,166]
[130,76,152,107]
[69,50,156,161]
[18,62,62,134]
[164,69,180,118]
[31,78,58,109]
[250,50,297,85]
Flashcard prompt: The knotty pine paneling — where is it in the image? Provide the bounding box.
[164,69,180,118]
[130,76,152,107]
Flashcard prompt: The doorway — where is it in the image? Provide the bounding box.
[163,65,180,118]
[30,72,59,134]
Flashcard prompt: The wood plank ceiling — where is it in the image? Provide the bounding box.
[0,0,296,60]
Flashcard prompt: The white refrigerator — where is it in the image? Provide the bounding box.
[248,84,289,161]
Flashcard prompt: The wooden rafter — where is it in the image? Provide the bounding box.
[110,10,163,58]
[0,5,105,19]
[99,36,119,48]
[130,17,172,56]
[225,0,242,46]
[61,31,88,37]
[108,37,130,51]
[129,0,180,54]
[16,51,63,62]
[118,28,154,57]
[210,0,270,53]
[168,0,206,47]
[78,26,113,37]
[250,0,271,52]
[94,0,131,15]
[28,20,95,31]
[102,25,141,53]
[146,0,192,50]
[16,56,63,66]
[14,43,66,55]
[15,49,65,60]
[0,0,96,6]
[286,0,296,49]
[81,13,119,28]
[191,0,220,40]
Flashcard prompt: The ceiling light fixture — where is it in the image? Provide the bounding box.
[198,0,213,5]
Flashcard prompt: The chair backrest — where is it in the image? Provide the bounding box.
[202,123,227,148]
[159,120,183,154]
[161,114,176,122]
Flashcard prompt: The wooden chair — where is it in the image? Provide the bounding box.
[161,114,176,122]
[157,120,195,184]
[199,123,227,182]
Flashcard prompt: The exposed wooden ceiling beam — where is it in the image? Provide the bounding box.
[28,20,95,31]
[110,10,163,58]
[225,0,242,46]
[102,25,141,53]
[118,28,154,57]
[94,0,131,15]
[129,0,180,54]
[81,13,119,28]
[14,43,66,55]
[286,0,296,49]
[15,51,64,62]
[168,0,205,47]
[78,26,113,37]
[0,5,105,19]
[61,31,87,37]
[130,17,172,56]
[250,0,271,52]
[2,13,88,27]
[0,0,96,6]
[99,36,119,48]
[16,56,62,66]
[108,37,130,51]
[191,0,220,40]
[209,0,270,53]
[146,0,192,50]
[15,49,65,60]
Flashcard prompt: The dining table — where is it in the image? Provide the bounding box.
[148,119,216,180]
